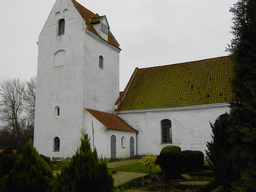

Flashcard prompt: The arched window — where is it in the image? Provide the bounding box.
[161,119,172,143]
[58,19,65,36]
[55,106,60,118]
[121,136,125,148]
[54,137,60,151]
[99,55,103,69]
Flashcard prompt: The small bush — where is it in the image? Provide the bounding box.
[16,149,24,155]
[182,150,204,172]
[206,113,237,191]
[0,139,55,192]
[156,146,186,180]
[54,130,114,192]
[40,154,53,171]
[140,155,157,174]
[3,146,13,155]
[0,152,4,160]
[0,153,19,178]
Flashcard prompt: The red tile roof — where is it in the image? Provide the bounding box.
[71,0,120,49]
[117,56,233,111]
[86,109,138,132]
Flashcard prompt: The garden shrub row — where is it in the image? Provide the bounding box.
[0,131,115,192]
[156,146,204,180]
[182,150,204,172]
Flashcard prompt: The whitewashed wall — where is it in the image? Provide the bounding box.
[118,103,230,156]
[82,32,120,113]
[34,0,120,158]
[84,110,137,159]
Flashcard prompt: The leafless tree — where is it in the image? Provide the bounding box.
[0,78,25,149]
[23,77,36,126]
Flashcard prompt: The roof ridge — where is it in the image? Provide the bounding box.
[117,56,233,111]
[137,55,230,71]
[71,0,120,49]
[86,108,138,132]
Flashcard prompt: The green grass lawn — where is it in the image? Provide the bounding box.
[116,163,161,174]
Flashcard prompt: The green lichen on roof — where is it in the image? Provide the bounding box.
[117,56,233,111]
[89,16,103,24]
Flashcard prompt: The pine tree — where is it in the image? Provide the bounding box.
[0,139,55,192]
[228,0,256,190]
[54,131,114,192]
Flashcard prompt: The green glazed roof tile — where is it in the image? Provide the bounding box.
[117,56,233,111]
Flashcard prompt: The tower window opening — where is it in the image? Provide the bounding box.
[58,19,65,36]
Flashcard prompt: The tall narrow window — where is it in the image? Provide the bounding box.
[55,106,60,118]
[161,119,172,143]
[101,23,108,34]
[121,136,125,148]
[54,137,60,151]
[99,55,104,69]
[58,19,65,36]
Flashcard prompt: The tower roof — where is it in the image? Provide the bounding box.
[72,0,120,49]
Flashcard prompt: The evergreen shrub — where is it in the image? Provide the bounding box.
[54,130,114,192]
[206,113,237,191]
[0,153,19,178]
[40,154,53,171]
[3,147,13,155]
[16,149,24,155]
[156,146,186,180]
[0,139,55,192]
[183,150,204,172]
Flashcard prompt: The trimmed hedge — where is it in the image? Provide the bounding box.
[182,150,204,172]
[156,146,186,180]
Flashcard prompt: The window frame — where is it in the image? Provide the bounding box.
[54,137,60,151]
[58,19,65,36]
[121,136,125,148]
[161,119,172,144]
[99,55,104,69]
[101,23,108,34]
[55,106,60,118]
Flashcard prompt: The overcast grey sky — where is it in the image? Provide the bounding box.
[0,0,236,90]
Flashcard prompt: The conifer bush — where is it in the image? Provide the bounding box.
[3,147,13,155]
[0,153,19,178]
[227,0,256,190]
[156,146,186,180]
[0,139,55,192]
[206,113,237,191]
[54,131,114,192]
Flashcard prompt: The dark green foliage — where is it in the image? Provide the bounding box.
[191,179,219,192]
[16,149,23,155]
[0,153,19,178]
[182,150,204,172]
[156,146,186,180]
[0,152,4,161]
[227,0,256,190]
[206,114,237,191]
[0,139,54,192]
[3,147,13,155]
[54,131,114,192]
[40,154,53,171]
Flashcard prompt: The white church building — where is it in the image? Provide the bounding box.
[34,0,233,159]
